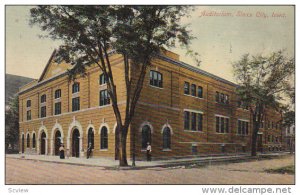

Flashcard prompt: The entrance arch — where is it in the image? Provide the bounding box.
[41,132,46,155]
[72,129,80,157]
[54,131,61,156]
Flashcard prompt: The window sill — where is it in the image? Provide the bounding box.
[100,149,108,151]
[149,85,163,90]
[236,134,249,136]
[184,130,204,133]
[162,149,172,152]
[215,102,230,106]
[99,104,111,108]
[184,94,204,100]
[215,132,230,134]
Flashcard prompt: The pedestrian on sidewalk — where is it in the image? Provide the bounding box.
[87,142,92,159]
[146,142,152,161]
[59,144,65,159]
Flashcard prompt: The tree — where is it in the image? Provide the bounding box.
[5,95,19,153]
[233,50,294,156]
[30,5,196,166]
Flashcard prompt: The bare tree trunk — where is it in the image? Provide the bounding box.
[118,126,129,166]
[251,130,258,156]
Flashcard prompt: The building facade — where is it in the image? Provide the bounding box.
[18,50,284,160]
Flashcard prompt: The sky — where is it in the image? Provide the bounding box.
[5,5,294,83]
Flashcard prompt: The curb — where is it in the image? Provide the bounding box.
[6,152,292,170]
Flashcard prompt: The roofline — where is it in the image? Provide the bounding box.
[38,49,57,82]
[18,79,38,91]
[157,54,238,87]
[19,51,237,95]
[18,71,68,95]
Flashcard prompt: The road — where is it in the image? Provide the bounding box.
[6,155,294,184]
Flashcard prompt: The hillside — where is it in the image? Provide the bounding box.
[5,74,34,105]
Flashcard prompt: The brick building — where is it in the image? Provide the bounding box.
[18,50,284,160]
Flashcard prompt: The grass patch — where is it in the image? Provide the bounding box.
[265,165,295,175]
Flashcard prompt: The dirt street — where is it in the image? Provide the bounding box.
[6,155,294,184]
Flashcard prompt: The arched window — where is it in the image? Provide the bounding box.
[26,133,30,148]
[142,125,151,149]
[32,133,36,148]
[88,128,94,149]
[162,127,171,149]
[100,127,108,149]
[72,82,80,93]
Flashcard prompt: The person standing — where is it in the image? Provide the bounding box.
[87,142,92,159]
[59,144,65,159]
[146,142,152,161]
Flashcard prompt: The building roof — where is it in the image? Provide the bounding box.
[19,50,237,95]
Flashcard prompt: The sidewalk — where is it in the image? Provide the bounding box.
[6,152,291,169]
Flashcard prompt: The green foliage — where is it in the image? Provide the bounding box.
[283,111,295,127]
[233,51,294,114]
[5,95,19,148]
[30,6,194,77]
[233,51,294,156]
[265,165,295,175]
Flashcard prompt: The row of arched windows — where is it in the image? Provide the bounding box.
[23,124,172,151]
[142,125,171,150]
[87,127,109,150]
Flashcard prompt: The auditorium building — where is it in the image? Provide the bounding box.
[18,50,284,160]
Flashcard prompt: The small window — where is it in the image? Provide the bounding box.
[41,94,46,103]
[150,70,163,88]
[99,90,110,106]
[55,89,61,99]
[40,106,46,118]
[197,113,203,131]
[99,73,107,85]
[220,93,225,103]
[26,100,31,108]
[216,116,229,133]
[191,112,196,130]
[26,110,31,120]
[191,84,196,96]
[192,145,197,155]
[72,97,80,111]
[184,111,190,130]
[100,127,108,149]
[198,86,203,98]
[184,82,190,95]
[72,83,80,93]
[54,102,61,115]
[237,120,248,135]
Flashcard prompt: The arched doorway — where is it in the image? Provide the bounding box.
[40,132,46,155]
[21,134,25,153]
[54,130,61,156]
[142,125,151,149]
[72,129,80,157]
